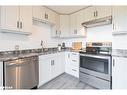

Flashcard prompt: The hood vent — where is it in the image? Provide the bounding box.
[82,16,112,28]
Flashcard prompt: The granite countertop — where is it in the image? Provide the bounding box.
[112,49,127,58]
[0,48,78,61]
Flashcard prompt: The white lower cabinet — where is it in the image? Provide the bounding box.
[65,52,79,78]
[39,52,65,87]
[112,57,127,89]
[0,61,3,89]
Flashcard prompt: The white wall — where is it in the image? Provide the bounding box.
[61,25,112,48]
[0,20,58,51]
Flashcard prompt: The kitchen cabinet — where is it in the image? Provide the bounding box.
[65,52,79,78]
[70,12,86,37]
[95,6,111,19]
[39,58,51,87]
[51,13,60,38]
[39,53,65,87]
[0,62,3,89]
[112,6,127,32]
[32,6,56,25]
[112,57,127,89]
[84,6,111,22]
[60,15,70,38]
[0,6,32,33]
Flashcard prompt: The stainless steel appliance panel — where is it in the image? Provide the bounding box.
[4,56,39,89]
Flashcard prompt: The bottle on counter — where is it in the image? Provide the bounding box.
[58,44,62,52]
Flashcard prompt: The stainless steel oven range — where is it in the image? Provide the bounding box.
[79,42,112,89]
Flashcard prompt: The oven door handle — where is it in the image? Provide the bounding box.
[80,54,110,60]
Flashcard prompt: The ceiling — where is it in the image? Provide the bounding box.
[46,6,88,15]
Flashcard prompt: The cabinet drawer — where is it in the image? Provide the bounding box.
[70,59,79,66]
[70,65,79,78]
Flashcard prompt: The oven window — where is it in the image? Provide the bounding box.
[80,56,108,74]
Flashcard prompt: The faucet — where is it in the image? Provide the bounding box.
[41,40,44,51]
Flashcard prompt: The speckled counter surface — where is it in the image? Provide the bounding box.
[0,48,79,61]
[112,49,127,58]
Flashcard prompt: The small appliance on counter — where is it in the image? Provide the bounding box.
[58,44,62,51]
[72,42,82,51]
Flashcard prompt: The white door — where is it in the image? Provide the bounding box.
[65,52,71,74]
[84,7,95,22]
[112,6,127,32]
[19,6,32,33]
[39,59,51,87]
[112,57,127,89]
[96,6,112,19]
[1,6,19,31]
[76,10,86,37]
[70,13,77,36]
[58,52,65,74]
[60,15,70,38]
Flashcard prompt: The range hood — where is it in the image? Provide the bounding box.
[82,16,112,28]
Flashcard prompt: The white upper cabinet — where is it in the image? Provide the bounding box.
[112,6,127,32]
[1,6,19,31]
[84,7,95,22]
[51,12,60,38]
[70,11,86,37]
[84,6,111,22]
[32,6,56,25]
[32,6,42,20]
[0,6,32,33]
[70,13,77,36]
[95,6,111,19]
[60,15,70,38]
[19,6,32,33]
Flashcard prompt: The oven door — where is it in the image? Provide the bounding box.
[80,54,111,81]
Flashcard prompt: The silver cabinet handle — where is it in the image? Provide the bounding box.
[17,21,19,28]
[68,54,70,58]
[72,69,77,72]
[72,60,77,62]
[20,22,22,29]
[72,53,77,55]
[113,59,115,67]
[94,11,95,17]
[56,30,57,35]
[96,11,98,17]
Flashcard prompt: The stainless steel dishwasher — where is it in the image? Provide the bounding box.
[3,56,39,89]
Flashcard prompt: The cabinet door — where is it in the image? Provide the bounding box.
[70,13,77,36]
[39,59,51,87]
[84,7,95,22]
[46,8,56,24]
[113,6,127,32]
[19,6,32,33]
[112,57,127,89]
[76,10,86,37]
[65,52,71,74]
[60,15,70,38]
[51,13,60,37]
[32,6,42,19]
[0,62,3,89]
[96,6,112,19]
[1,6,19,31]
